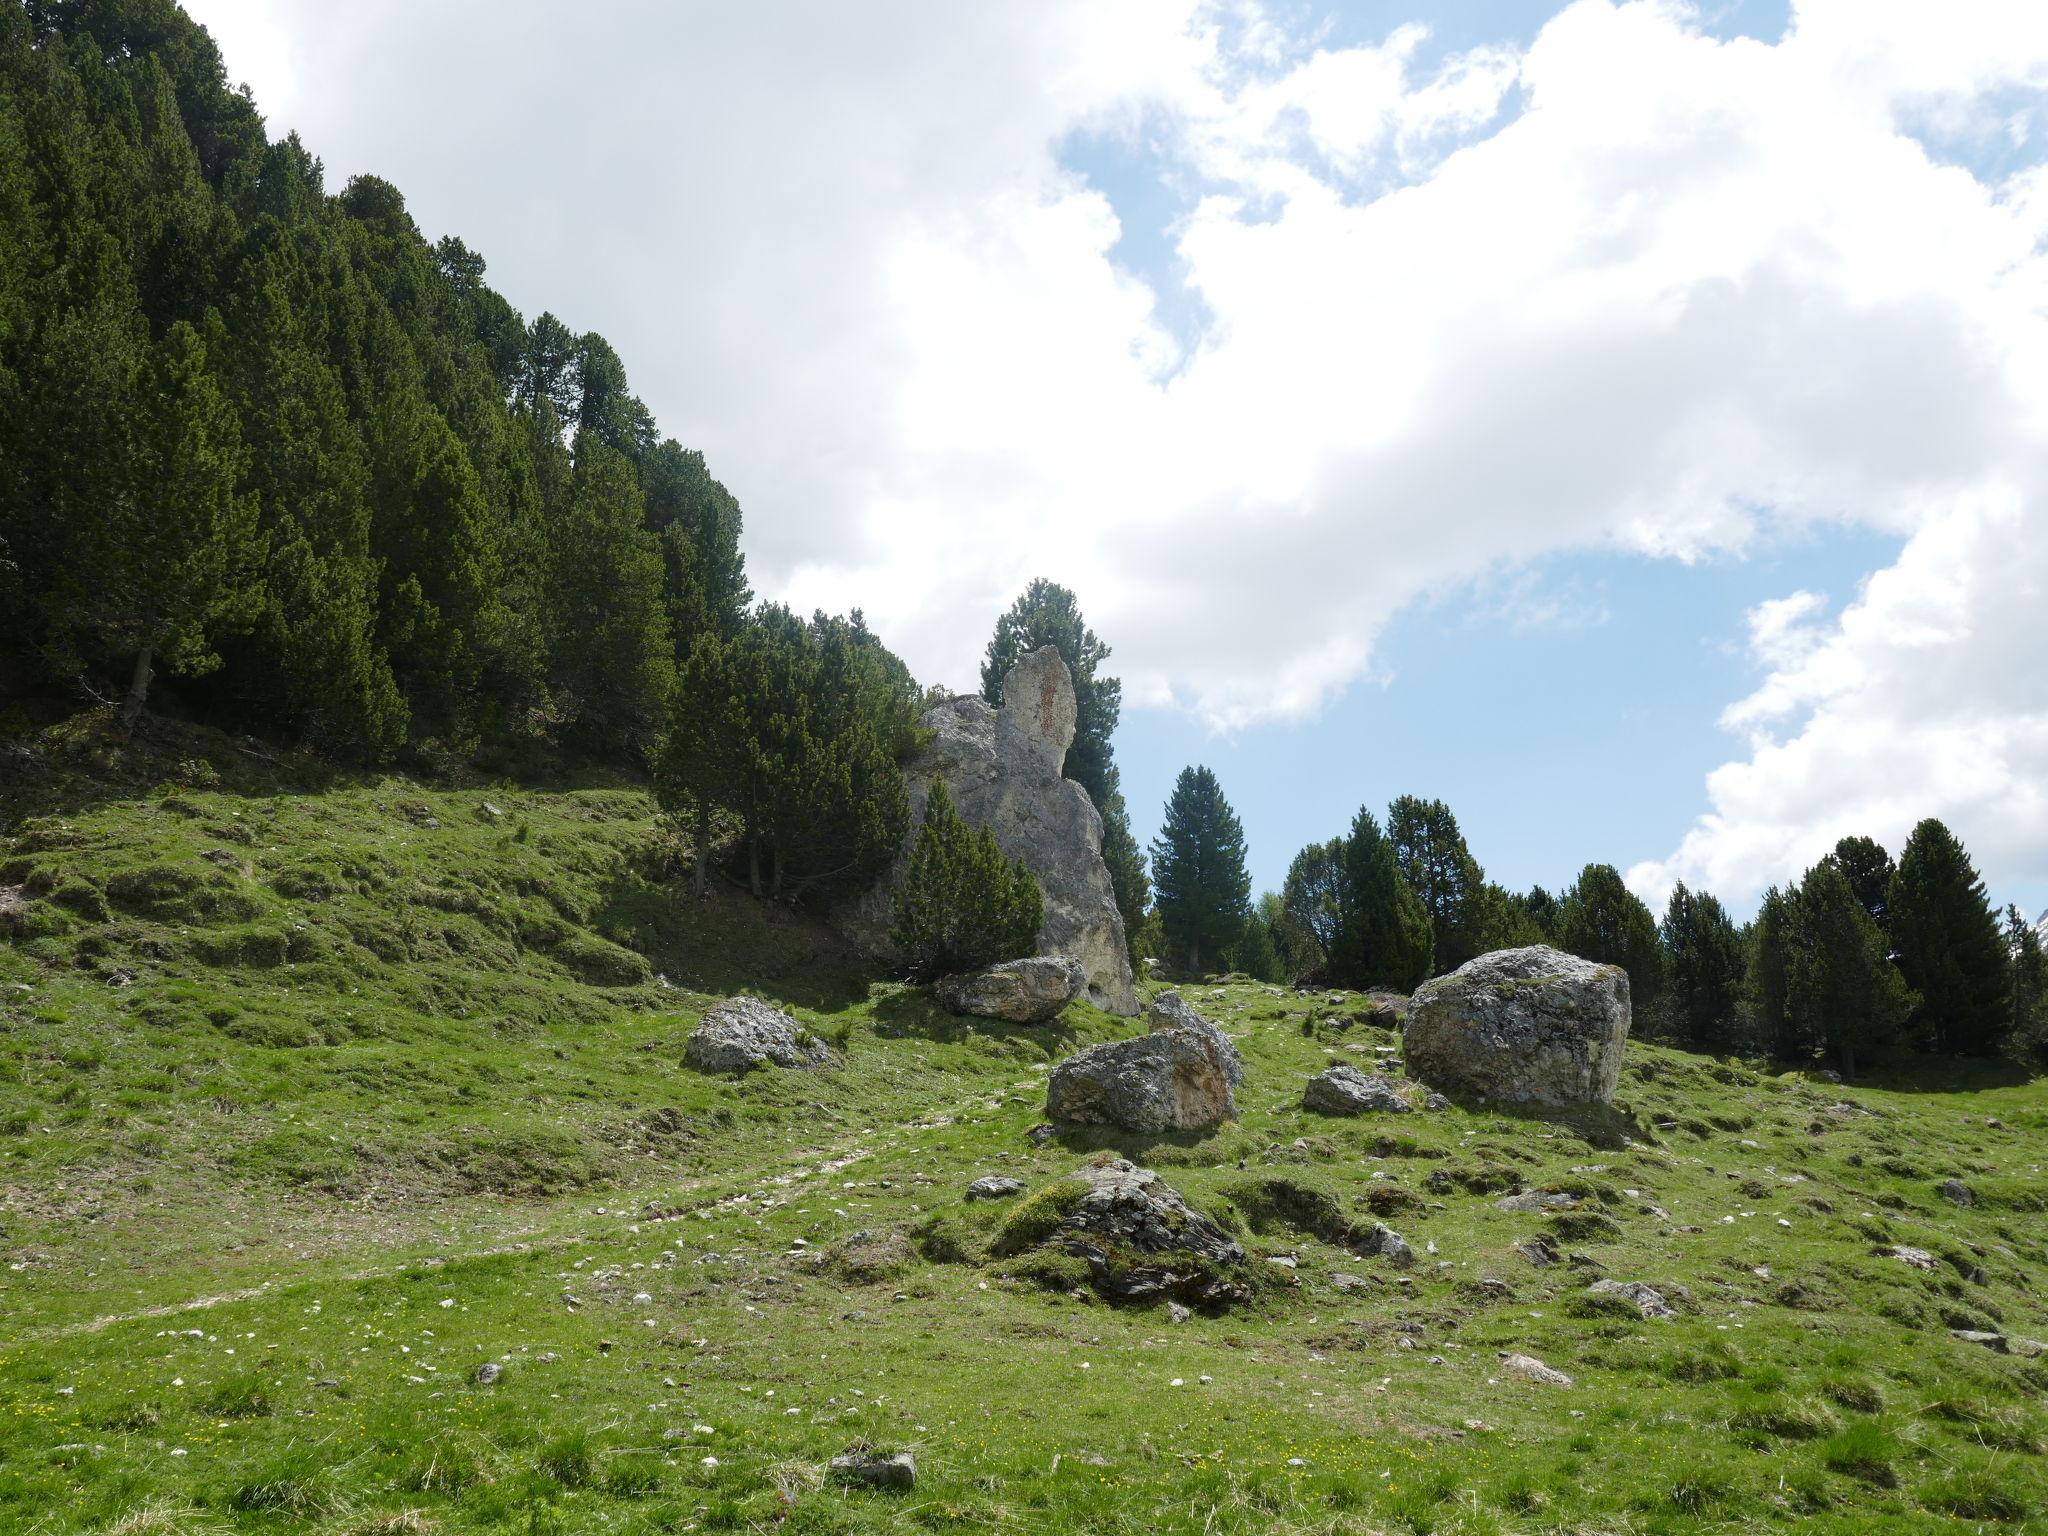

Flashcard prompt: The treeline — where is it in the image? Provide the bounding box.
[1150,770,2048,1076]
[0,0,751,761]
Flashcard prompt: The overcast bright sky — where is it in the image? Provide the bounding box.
[183,0,2048,920]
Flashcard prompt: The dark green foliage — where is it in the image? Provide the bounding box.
[2005,904,2047,1063]
[1386,795,1488,974]
[1558,863,1665,1004]
[1889,819,2011,1056]
[1776,861,1916,1078]
[1225,901,1285,983]
[1150,765,1251,974]
[1281,838,1346,967]
[980,579,1149,958]
[891,780,1043,980]
[1661,881,1743,1049]
[1829,835,1895,937]
[0,4,748,763]
[1327,807,1433,992]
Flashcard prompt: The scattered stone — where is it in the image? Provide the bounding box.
[966,1176,1027,1201]
[1045,993,1240,1133]
[684,997,833,1074]
[1423,1092,1452,1112]
[833,647,1138,1013]
[1403,946,1630,1106]
[474,1362,502,1385]
[1587,1279,1674,1318]
[1950,1330,2008,1353]
[1360,1224,1416,1268]
[1882,1245,1940,1271]
[1936,1178,1975,1208]
[1496,1190,1578,1214]
[197,848,238,868]
[1302,1064,1411,1117]
[936,956,1088,1023]
[1513,1237,1559,1268]
[829,1450,917,1489]
[1499,1352,1573,1387]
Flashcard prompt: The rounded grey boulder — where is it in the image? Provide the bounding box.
[1045,991,1241,1133]
[684,997,832,1074]
[936,956,1087,1023]
[1402,946,1629,1107]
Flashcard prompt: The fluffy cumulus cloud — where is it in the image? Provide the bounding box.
[188,0,2048,902]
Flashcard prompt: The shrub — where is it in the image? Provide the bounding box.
[890,780,1042,981]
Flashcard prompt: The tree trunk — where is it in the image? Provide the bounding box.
[1187,941,1200,976]
[119,645,153,733]
[748,831,761,898]
[771,847,784,901]
[1840,1042,1857,1083]
[692,800,710,900]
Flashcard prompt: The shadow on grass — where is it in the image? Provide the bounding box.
[868,986,1079,1053]
[595,875,875,1013]
[1422,1093,1651,1150]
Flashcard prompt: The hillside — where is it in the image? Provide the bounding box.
[2,722,2047,1534]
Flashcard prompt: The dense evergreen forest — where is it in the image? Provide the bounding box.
[0,0,753,763]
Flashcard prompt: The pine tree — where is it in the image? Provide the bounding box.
[1557,864,1665,1004]
[1660,881,1743,1050]
[1150,765,1252,975]
[891,780,1043,980]
[1786,860,1914,1080]
[1746,886,1798,1060]
[1889,819,2011,1056]
[1226,904,1284,982]
[1830,835,1896,939]
[1281,839,1347,962]
[654,631,749,898]
[980,579,1149,957]
[1327,807,1433,992]
[2004,905,2047,1064]
[1387,795,1488,973]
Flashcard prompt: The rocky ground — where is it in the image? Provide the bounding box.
[1,718,2045,1533]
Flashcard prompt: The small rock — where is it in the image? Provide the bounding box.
[1496,1190,1577,1214]
[1950,1330,2008,1353]
[474,1362,502,1385]
[829,1450,917,1490]
[1587,1279,1674,1318]
[685,997,833,1074]
[1882,1245,1940,1271]
[1936,1178,1975,1208]
[937,957,1088,1023]
[966,1176,1028,1201]
[1499,1352,1572,1386]
[1302,1064,1411,1117]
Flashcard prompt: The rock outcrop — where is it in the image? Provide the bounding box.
[1045,991,1241,1133]
[1402,945,1630,1107]
[1003,1159,1249,1306]
[1302,1064,1411,1116]
[936,956,1087,1023]
[834,648,1137,1014]
[684,997,832,1074]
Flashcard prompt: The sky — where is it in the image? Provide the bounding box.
[182,0,2048,921]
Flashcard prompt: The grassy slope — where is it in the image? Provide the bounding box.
[2,719,2046,1534]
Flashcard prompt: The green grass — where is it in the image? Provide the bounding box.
[1,715,2046,1531]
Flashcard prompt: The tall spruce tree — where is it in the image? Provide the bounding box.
[1660,881,1743,1050]
[980,580,1149,959]
[1746,886,1798,1059]
[1558,864,1665,1004]
[1889,818,2011,1056]
[891,780,1042,981]
[1150,765,1252,975]
[1327,807,1433,992]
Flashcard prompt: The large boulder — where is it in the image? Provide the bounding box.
[1045,992,1241,1133]
[999,1159,1249,1306]
[1402,945,1629,1106]
[936,956,1087,1023]
[684,997,832,1074]
[833,648,1138,1014]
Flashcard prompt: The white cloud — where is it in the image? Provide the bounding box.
[182,0,2048,900]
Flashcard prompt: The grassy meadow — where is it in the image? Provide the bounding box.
[0,717,2044,1533]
